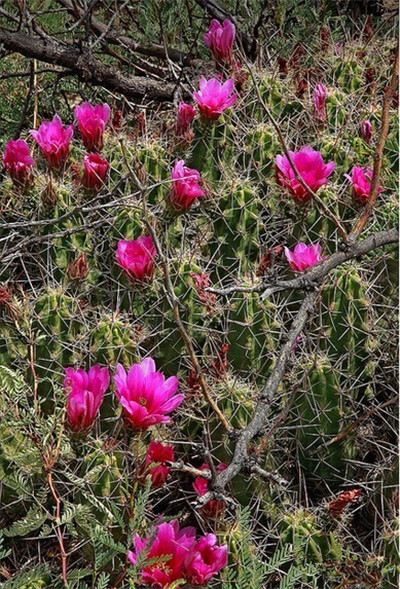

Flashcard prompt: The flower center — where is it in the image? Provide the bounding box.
[149,561,171,574]
[139,397,147,406]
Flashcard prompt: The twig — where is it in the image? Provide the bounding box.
[57,0,192,63]
[348,45,399,241]
[205,228,398,298]
[143,216,232,433]
[251,464,289,487]
[246,64,348,240]
[208,290,319,498]
[46,469,68,586]
[168,461,212,479]
[326,397,398,446]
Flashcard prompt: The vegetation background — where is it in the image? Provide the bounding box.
[0,1,398,588]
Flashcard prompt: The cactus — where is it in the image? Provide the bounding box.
[32,288,85,393]
[89,313,139,367]
[323,266,374,384]
[213,374,255,431]
[293,357,356,485]
[279,508,342,563]
[80,440,122,500]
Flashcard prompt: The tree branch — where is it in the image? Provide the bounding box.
[203,289,319,500]
[348,45,399,240]
[206,228,398,298]
[57,0,193,64]
[200,228,398,499]
[0,27,186,102]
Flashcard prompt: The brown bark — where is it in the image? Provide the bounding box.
[0,27,185,102]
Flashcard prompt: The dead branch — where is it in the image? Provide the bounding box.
[57,0,193,64]
[206,228,399,298]
[0,27,186,102]
[349,45,399,240]
[201,228,398,499]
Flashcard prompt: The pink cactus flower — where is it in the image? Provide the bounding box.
[193,463,227,519]
[30,115,74,170]
[284,242,323,272]
[193,77,237,121]
[82,153,109,190]
[64,365,110,432]
[114,358,184,430]
[170,160,206,211]
[176,102,196,136]
[128,520,196,587]
[3,139,35,185]
[74,102,110,152]
[313,83,327,122]
[144,441,174,488]
[275,146,335,204]
[361,120,373,144]
[116,236,156,282]
[203,19,235,64]
[344,166,383,205]
[185,534,228,586]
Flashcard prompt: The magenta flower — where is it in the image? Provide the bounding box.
[284,242,323,272]
[128,520,196,587]
[170,160,206,211]
[193,77,237,121]
[114,358,184,430]
[344,166,383,205]
[185,534,228,586]
[128,520,227,587]
[176,102,196,136]
[82,152,109,190]
[74,102,110,152]
[116,235,156,282]
[203,19,235,64]
[361,120,373,144]
[275,146,335,204]
[313,83,327,122]
[64,365,110,432]
[144,441,174,488]
[30,115,74,170]
[3,139,35,186]
[193,463,227,519]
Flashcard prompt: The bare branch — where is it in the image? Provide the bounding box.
[203,227,398,497]
[213,289,319,496]
[0,27,186,102]
[245,63,349,240]
[57,0,193,64]
[206,228,399,298]
[143,215,233,433]
[348,45,399,241]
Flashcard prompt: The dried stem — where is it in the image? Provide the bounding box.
[46,469,68,586]
[348,45,399,240]
[204,290,319,500]
[143,216,232,433]
[206,228,398,298]
[246,63,349,240]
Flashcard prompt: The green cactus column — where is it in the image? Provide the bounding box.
[293,357,356,487]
